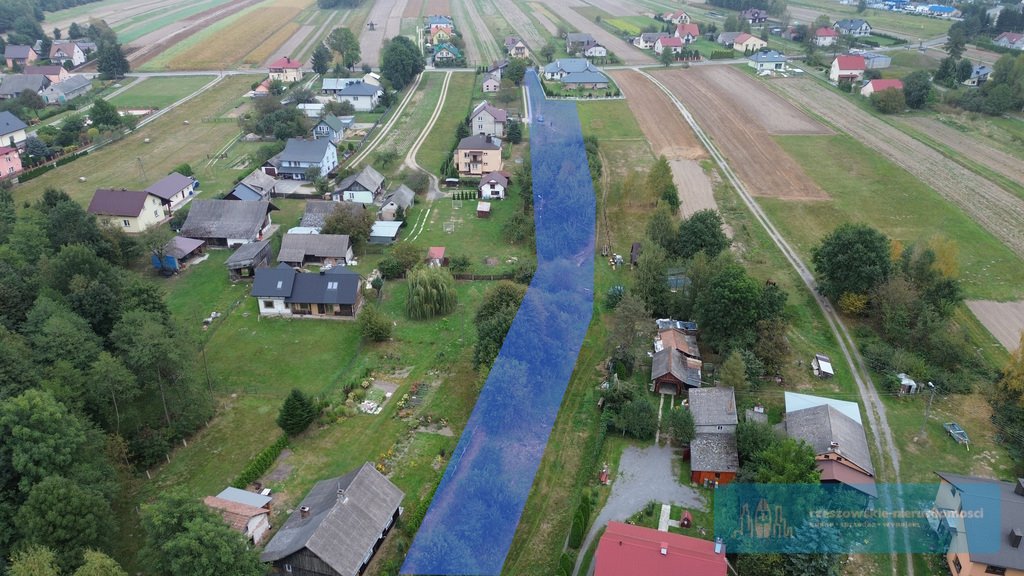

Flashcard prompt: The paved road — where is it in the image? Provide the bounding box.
[573,445,703,576]
[636,67,914,576]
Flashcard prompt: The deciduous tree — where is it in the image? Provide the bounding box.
[664,406,695,446]
[380,36,423,90]
[88,99,121,128]
[718,351,747,389]
[902,70,933,109]
[677,209,729,260]
[8,545,60,576]
[321,204,375,245]
[74,550,129,576]
[811,223,892,302]
[359,304,392,342]
[17,475,113,570]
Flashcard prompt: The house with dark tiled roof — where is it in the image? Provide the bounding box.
[252,263,363,318]
[748,50,787,73]
[180,199,275,246]
[336,82,383,112]
[0,111,28,148]
[273,138,339,180]
[504,36,529,59]
[566,32,597,53]
[334,165,386,204]
[146,172,196,210]
[834,18,872,37]
[40,74,91,105]
[470,101,507,138]
[0,74,49,100]
[477,171,507,200]
[741,8,768,23]
[688,387,739,485]
[87,189,168,232]
[634,32,670,50]
[4,45,38,68]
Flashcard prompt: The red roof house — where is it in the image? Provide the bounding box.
[595,522,727,576]
[829,55,865,82]
[655,36,684,54]
[814,27,838,46]
[860,78,903,97]
[268,56,304,83]
[269,56,302,69]
[427,246,447,267]
[675,23,701,43]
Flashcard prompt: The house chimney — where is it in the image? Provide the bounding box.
[1016,479,1024,496]
[1012,528,1023,548]
[299,505,310,518]
[830,441,840,451]
[659,542,668,556]
[337,488,348,504]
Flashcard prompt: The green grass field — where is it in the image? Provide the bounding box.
[365,71,444,179]
[604,15,662,36]
[788,0,951,38]
[767,134,1024,301]
[14,75,258,208]
[415,72,476,175]
[108,76,214,109]
[114,0,233,43]
[577,100,644,140]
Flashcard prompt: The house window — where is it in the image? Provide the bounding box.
[327,281,338,290]
[263,300,275,309]
[122,219,130,227]
[284,565,292,574]
[953,557,961,573]
[985,567,1006,575]
[154,210,159,218]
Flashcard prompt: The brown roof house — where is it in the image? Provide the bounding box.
[931,472,1024,576]
[204,496,271,545]
[87,189,168,233]
[454,135,502,176]
[179,199,275,247]
[4,45,38,68]
[779,392,876,498]
[145,172,196,211]
[688,387,739,485]
[260,463,404,576]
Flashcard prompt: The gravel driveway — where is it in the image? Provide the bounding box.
[573,444,704,576]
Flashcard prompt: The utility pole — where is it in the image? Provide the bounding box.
[918,381,936,440]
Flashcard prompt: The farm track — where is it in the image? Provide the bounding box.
[539,0,654,64]
[495,0,546,56]
[360,0,409,67]
[451,0,501,65]
[638,66,914,576]
[347,71,426,167]
[770,78,1024,259]
[526,2,559,36]
[896,117,1024,186]
[650,68,828,200]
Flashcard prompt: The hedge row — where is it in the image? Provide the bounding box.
[232,434,289,489]
[19,150,89,183]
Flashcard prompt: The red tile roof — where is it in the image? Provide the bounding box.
[733,32,755,43]
[676,23,700,38]
[595,522,728,576]
[427,246,445,259]
[867,78,903,91]
[269,56,302,69]
[659,37,684,47]
[835,55,865,70]
[815,27,838,37]
[204,496,268,533]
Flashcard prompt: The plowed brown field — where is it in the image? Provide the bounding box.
[424,0,450,15]
[608,69,705,160]
[650,67,830,200]
[967,300,1024,352]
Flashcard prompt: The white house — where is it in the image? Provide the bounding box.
[334,165,386,204]
[747,50,787,72]
[860,78,903,97]
[478,171,507,200]
[311,115,353,145]
[276,138,338,180]
[336,82,383,112]
[542,58,599,80]
[0,111,28,148]
[654,37,684,55]
[834,18,872,37]
[814,27,838,46]
[469,101,507,138]
[829,54,866,82]
[663,10,690,24]
[584,44,608,58]
[634,32,669,49]
[482,73,500,93]
[145,171,196,211]
[49,41,85,67]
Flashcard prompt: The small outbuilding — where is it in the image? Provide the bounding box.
[369,221,402,245]
[477,201,491,218]
[278,233,354,268]
[897,373,918,395]
[812,353,834,378]
[427,246,447,267]
[225,239,272,280]
[152,236,205,274]
[630,242,641,267]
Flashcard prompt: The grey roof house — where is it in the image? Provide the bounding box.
[781,402,876,497]
[226,170,278,201]
[278,233,354,267]
[252,263,363,318]
[40,74,91,105]
[300,200,366,229]
[651,348,702,395]
[260,464,403,575]
[334,165,386,204]
[268,138,339,181]
[225,239,272,280]
[180,199,275,247]
[379,184,414,221]
[312,115,354,145]
[0,74,49,99]
[687,387,739,484]
[688,387,738,434]
[145,171,196,210]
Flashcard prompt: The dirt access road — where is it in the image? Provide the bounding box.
[651,67,830,200]
[897,117,1024,185]
[966,300,1024,352]
[770,78,1024,260]
[540,0,654,64]
[609,69,717,218]
[361,0,409,67]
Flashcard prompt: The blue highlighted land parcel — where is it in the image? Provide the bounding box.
[402,70,596,575]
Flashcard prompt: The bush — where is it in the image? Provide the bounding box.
[568,509,586,549]
[232,435,288,488]
[378,256,405,279]
[513,263,535,284]
[605,285,625,309]
[359,305,393,342]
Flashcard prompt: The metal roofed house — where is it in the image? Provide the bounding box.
[301,199,366,229]
[470,101,507,138]
[542,58,599,80]
[482,73,500,93]
[931,472,1024,576]
[260,463,403,575]
[321,77,362,95]
[276,138,338,181]
[595,522,728,576]
[336,82,383,112]
[562,70,610,90]
[253,263,362,317]
[656,318,697,333]
[180,199,275,247]
[334,165,387,204]
[783,391,860,423]
[651,348,702,394]
[0,74,49,100]
[225,239,272,280]
[203,496,271,545]
[741,7,768,23]
[963,64,992,87]
[87,189,168,233]
[781,403,876,497]
[216,486,272,509]
[312,115,354,145]
[278,233,354,268]
[0,111,28,148]
[369,220,402,244]
[297,102,325,118]
[146,172,196,210]
[862,51,891,69]
[379,184,415,221]
[716,31,743,46]
[748,50,787,73]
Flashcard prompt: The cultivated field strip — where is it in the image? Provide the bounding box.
[966,300,1024,352]
[496,0,547,55]
[651,68,828,200]
[452,0,502,65]
[771,78,1024,259]
[540,0,654,64]
[897,117,1024,186]
[360,0,409,67]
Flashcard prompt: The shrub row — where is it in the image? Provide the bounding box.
[710,50,734,60]
[19,150,89,183]
[232,434,289,489]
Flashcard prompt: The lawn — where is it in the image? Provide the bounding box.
[108,76,214,109]
[767,134,1024,301]
[415,71,476,175]
[13,75,258,207]
[577,100,644,140]
[786,0,951,39]
[365,71,444,180]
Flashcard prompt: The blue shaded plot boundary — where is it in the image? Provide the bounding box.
[402,70,596,575]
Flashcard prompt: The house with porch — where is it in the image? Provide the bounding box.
[334,165,386,204]
[252,263,362,318]
[260,463,404,574]
[504,36,530,59]
[312,115,354,145]
[227,170,278,201]
[454,134,502,176]
[87,189,168,232]
[829,54,866,82]
[180,199,275,247]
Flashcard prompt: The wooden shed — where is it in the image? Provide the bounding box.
[477,201,491,218]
